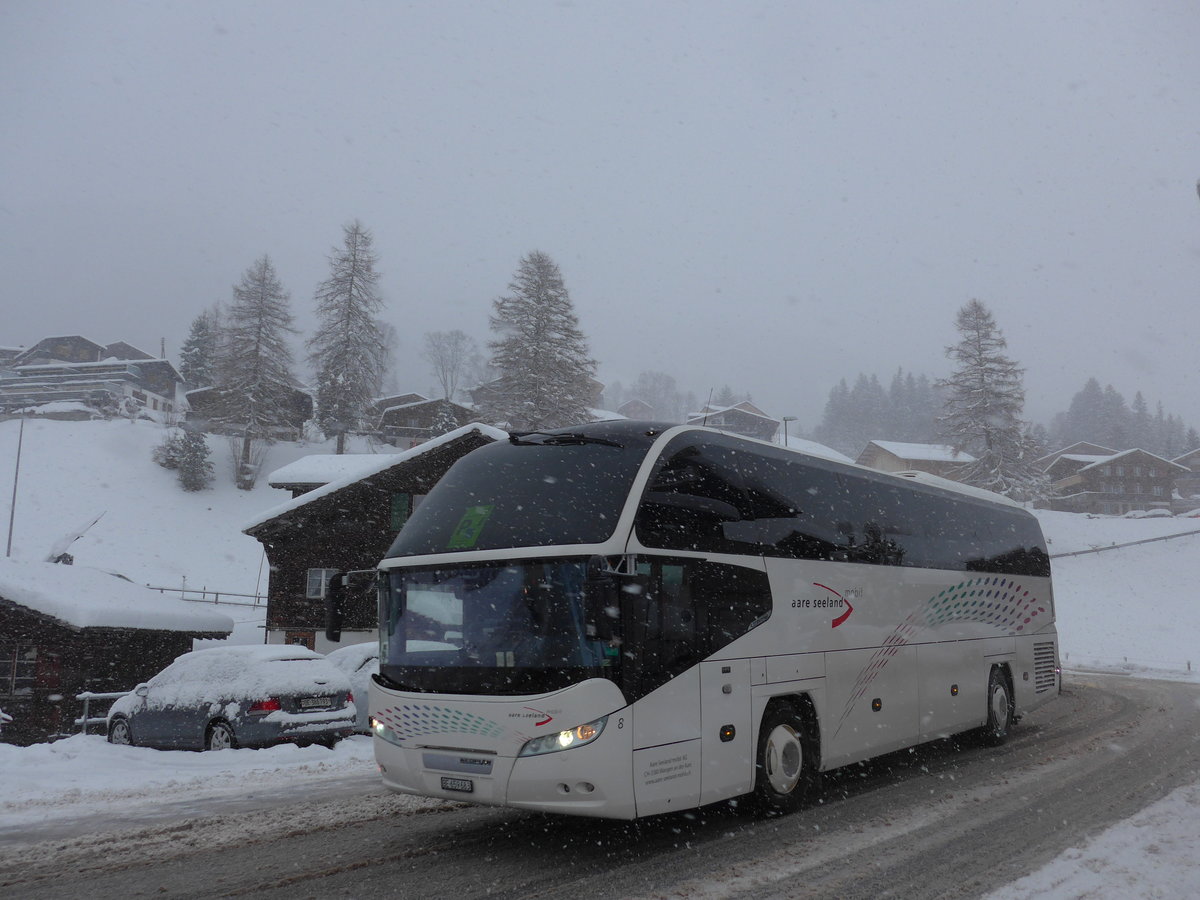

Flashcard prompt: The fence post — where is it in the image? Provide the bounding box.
[79,694,90,733]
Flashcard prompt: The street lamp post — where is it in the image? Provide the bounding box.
[781,416,797,448]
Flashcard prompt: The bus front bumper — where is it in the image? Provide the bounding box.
[374,725,637,819]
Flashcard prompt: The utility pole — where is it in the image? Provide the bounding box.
[6,414,25,557]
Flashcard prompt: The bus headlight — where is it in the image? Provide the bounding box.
[370,716,403,747]
[518,716,608,757]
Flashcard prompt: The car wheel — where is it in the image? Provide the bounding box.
[108,716,133,745]
[981,666,1014,746]
[751,701,817,815]
[206,721,237,751]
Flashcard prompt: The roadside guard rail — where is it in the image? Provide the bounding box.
[75,690,131,734]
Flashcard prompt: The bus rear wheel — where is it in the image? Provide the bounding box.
[751,702,816,815]
[981,666,1014,746]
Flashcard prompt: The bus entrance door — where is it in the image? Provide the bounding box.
[699,658,753,806]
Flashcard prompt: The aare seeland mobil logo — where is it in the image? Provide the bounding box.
[508,706,556,726]
[791,583,857,627]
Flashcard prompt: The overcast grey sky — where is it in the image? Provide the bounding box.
[3,1,1198,433]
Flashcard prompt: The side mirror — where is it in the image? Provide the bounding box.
[325,571,346,642]
[134,684,149,698]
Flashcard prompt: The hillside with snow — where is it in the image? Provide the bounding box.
[0,417,403,641]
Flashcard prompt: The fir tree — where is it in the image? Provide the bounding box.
[430,400,459,436]
[211,255,299,488]
[481,251,597,430]
[179,309,221,388]
[177,430,214,491]
[308,221,387,454]
[938,300,1047,500]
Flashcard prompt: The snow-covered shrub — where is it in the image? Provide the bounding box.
[152,431,186,470]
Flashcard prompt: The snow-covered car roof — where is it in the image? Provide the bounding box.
[122,644,352,708]
[325,641,378,670]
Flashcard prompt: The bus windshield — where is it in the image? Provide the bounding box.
[379,558,618,695]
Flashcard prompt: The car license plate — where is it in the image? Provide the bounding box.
[299,696,332,709]
[441,777,474,793]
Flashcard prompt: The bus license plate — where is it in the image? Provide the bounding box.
[441,777,474,793]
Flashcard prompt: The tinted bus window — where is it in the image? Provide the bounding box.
[635,433,1049,577]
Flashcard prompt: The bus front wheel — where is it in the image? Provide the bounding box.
[752,702,816,815]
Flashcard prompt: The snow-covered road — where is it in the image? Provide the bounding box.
[3,675,1198,899]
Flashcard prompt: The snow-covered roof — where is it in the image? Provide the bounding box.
[783,437,854,464]
[688,402,777,423]
[0,559,234,633]
[268,453,399,487]
[244,422,509,531]
[868,441,976,463]
[888,470,1022,507]
[1076,447,1189,474]
[1057,454,1112,464]
[1172,448,1200,467]
[15,358,174,372]
[589,408,627,421]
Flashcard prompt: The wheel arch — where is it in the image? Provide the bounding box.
[205,716,237,749]
[756,691,822,773]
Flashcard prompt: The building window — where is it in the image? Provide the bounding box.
[391,493,411,531]
[0,643,37,700]
[1133,483,1143,495]
[284,631,316,650]
[1148,468,1158,478]
[1101,466,1111,476]
[1153,485,1164,497]
[305,568,340,600]
[1115,466,1124,476]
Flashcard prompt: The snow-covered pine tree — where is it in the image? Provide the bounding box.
[177,430,214,491]
[211,254,299,488]
[179,308,221,388]
[482,251,597,430]
[307,221,387,454]
[937,299,1048,500]
[431,400,459,436]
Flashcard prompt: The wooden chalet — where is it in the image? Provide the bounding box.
[0,560,232,745]
[469,377,606,426]
[686,401,780,442]
[1035,441,1116,470]
[616,398,656,420]
[855,440,976,481]
[1045,447,1188,515]
[243,423,507,651]
[184,384,314,440]
[366,393,477,448]
[1170,448,1200,513]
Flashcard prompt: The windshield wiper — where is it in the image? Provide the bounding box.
[509,431,623,448]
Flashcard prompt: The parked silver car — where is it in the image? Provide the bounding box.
[324,641,378,734]
[107,645,356,750]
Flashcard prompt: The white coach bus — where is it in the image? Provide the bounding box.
[361,421,1059,819]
